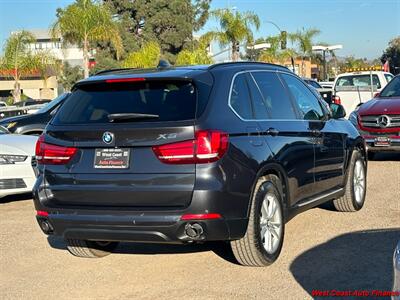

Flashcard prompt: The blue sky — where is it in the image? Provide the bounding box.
[0,0,399,59]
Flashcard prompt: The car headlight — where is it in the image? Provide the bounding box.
[6,122,17,129]
[0,154,28,164]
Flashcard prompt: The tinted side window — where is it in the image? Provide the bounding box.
[246,74,269,119]
[281,73,325,121]
[251,72,297,119]
[230,73,253,119]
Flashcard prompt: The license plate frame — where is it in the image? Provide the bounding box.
[94,148,130,169]
[374,136,391,147]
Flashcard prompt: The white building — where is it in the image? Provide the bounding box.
[27,29,84,67]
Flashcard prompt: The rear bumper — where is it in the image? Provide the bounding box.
[35,211,247,243]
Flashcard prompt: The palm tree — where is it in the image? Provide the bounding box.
[256,35,297,66]
[0,31,38,102]
[35,51,60,97]
[205,9,260,61]
[289,28,320,76]
[52,0,122,78]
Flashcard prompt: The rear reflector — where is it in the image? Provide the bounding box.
[35,135,77,165]
[181,213,222,220]
[36,210,49,217]
[105,77,145,83]
[152,130,228,164]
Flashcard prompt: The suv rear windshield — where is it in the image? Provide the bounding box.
[53,81,197,124]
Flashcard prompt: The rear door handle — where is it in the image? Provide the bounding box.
[266,128,279,136]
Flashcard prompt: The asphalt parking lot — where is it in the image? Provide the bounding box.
[1,153,399,300]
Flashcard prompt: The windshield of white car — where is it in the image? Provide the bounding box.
[335,74,381,89]
[379,76,400,98]
[35,94,67,114]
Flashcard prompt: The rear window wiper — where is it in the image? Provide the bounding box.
[108,113,160,122]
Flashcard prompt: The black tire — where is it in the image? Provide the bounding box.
[66,239,119,258]
[367,152,375,160]
[333,150,366,212]
[231,175,285,267]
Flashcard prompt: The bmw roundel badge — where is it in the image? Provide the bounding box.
[102,132,114,144]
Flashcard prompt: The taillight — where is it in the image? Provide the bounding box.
[332,95,341,104]
[152,130,228,164]
[35,135,77,165]
[181,213,222,220]
[36,210,49,217]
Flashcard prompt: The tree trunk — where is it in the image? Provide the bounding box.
[231,41,238,62]
[12,80,21,103]
[83,38,89,78]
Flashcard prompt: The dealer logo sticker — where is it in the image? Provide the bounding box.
[102,132,114,144]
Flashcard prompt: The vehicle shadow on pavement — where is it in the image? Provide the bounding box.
[290,228,400,297]
[47,236,238,263]
[0,193,32,204]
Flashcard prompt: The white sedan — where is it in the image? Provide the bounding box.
[0,126,37,198]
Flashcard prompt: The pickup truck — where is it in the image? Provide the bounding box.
[332,71,394,116]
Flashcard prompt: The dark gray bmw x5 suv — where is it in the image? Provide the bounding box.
[33,62,367,266]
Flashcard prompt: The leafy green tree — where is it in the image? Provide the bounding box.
[289,27,320,76]
[340,56,369,70]
[0,31,47,102]
[60,62,84,91]
[102,0,210,64]
[53,0,123,78]
[175,35,213,65]
[205,9,260,61]
[381,37,400,75]
[123,41,161,68]
[90,49,121,75]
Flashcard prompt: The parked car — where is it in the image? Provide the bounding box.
[14,99,51,108]
[0,126,37,198]
[333,71,394,116]
[33,62,367,266]
[0,101,8,108]
[349,75,400,160]
[319,81,334,89]
[303,78,333,104]
[394,241,400,300]
[0,93,69,135]
[13,99,52,114]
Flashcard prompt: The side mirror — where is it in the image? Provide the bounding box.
[330,103,346,119]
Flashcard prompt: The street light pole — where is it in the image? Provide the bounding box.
[312,45,343,81]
